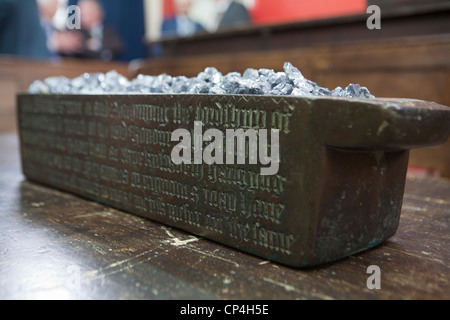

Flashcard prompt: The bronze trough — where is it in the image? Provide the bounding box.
[17,93,450,267]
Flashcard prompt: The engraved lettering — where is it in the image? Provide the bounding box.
[19,96,297,263]
[252,222,297,255]
[167,203,202,228]
[93,101,109,117]
[110,122,127,140]
[205,212,223,234]
[203,188,237,213]
[146,197,166,216]
[228,218,251,243]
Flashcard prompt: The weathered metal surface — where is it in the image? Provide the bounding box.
[16,93,450,267]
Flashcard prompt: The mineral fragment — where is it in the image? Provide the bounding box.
[28,62,374,98]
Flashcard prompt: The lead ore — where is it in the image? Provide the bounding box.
[28,62,373,98]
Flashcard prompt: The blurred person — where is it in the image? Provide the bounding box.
[36,0,58,32]
[161,0,205,38]
[216,0,250,30]
[37,0,84,57]
[0,0,50,58]
[55,0,123,61]
[78,0,123,60]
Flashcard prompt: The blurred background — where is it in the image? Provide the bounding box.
[1,0,449,176]
[0,0,374,62]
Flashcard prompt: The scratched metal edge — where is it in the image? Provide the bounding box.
[16,93,450,268]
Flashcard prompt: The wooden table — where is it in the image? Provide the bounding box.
[0,133,448,300]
